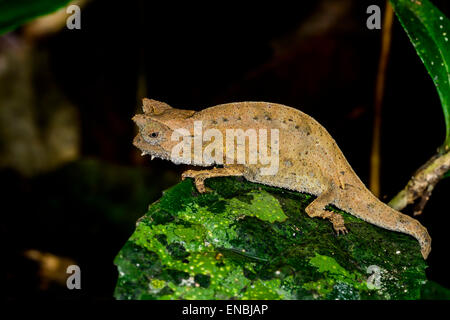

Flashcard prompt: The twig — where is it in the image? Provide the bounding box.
[389,150,450,214]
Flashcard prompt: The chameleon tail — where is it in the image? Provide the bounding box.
[338,189,431,259]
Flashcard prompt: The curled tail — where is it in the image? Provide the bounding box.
[337,186,431,259]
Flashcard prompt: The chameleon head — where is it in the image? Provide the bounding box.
[132,98,195,161]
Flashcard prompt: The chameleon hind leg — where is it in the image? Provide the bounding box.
[305,187,348,235]
[182,165,245,193]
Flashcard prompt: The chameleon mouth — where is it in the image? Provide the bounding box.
[133,134,169,161]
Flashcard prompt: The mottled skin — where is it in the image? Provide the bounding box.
[133,99,431,259]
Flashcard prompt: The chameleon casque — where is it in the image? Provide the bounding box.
[132,98,431,259]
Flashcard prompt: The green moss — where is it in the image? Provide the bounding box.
[114,177,446,300]
[228,190,288,223]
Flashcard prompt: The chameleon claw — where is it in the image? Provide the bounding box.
[194,175,213,193]
[195,183,212,194]
[335,226,348,235]
[181,170,213,193]
[330,214,348,235]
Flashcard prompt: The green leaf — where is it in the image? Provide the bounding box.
[0,0,71,35]
[114,177,432,300]
[390,0,450,150]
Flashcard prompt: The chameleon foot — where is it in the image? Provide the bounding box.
[329,213,348,235]
[315,210,348,235]
[182,170,212,193]
[181,166,245,194]
[305,187,348,235]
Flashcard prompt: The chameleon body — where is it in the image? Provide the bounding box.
[133,99,431,259]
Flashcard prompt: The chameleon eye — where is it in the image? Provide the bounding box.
[150,132,159,138]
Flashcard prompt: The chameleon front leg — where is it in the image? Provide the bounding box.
[182,165,245,193]
[305,187,348,235]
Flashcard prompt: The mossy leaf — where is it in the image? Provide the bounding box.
[114,177,446,300]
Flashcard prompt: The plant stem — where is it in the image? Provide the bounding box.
[370,1,394,197]
[389,150,450,215]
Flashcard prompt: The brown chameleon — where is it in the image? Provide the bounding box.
[132,98,431,259]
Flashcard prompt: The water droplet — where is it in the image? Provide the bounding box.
[440,16,444,20]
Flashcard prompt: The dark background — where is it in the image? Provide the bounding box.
[1,0,450,299]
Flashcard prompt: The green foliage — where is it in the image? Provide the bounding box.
[390,0,450,150]
[0,0,71,35]
[113,177,444,300]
